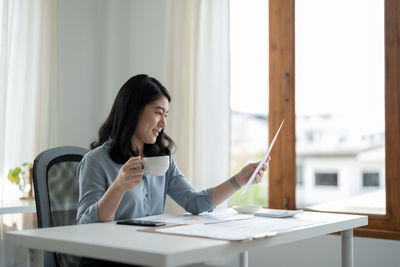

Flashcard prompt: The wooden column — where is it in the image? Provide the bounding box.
[268,0,296,209]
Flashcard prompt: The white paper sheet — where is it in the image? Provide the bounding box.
[157,217,325,241]
[242,120,285,194]
[135,212,254,225]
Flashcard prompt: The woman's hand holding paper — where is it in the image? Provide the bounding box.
[234,156,271,187]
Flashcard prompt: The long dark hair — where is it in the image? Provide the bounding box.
[91,74,175,164]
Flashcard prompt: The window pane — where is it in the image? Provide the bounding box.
[295,0,385,214]
[229,0,269,206]
[315,172,338,187]
[362,172,380,187]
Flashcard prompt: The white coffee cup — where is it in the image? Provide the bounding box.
[142,155,170,176]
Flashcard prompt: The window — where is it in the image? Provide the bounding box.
[269,0,400,240]
[363,172,380,187]
[296,164,303,185]
[315,172,338,187]
[229,0,269,206]
[295,0,385,214]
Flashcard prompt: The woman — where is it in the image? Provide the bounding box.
[76,74,269,266]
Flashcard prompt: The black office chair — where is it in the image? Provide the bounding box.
[33,146,89,267]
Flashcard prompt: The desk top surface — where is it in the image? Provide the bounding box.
[0,199,36,215]
[5,211,367,267]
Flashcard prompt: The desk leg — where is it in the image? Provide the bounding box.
[239,251,248,267]
[341,229,353,267]
[28,249,43,267]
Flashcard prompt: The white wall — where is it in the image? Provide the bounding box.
[57,0,167,148]
[56,1,400,267]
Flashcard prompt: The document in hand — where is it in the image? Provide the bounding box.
[241,120,285,194]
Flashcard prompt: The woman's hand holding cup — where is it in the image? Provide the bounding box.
[115,156,144,192]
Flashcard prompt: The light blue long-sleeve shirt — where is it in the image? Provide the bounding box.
[76,140,214,224]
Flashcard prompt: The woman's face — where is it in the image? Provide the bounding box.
[132,96,169,149]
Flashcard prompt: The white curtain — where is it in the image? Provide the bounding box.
[164,0,231,212]
[0,0,58,201]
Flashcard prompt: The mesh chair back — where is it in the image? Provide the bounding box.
[33,146,88,267]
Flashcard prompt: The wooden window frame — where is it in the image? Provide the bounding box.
[268,0,400,240]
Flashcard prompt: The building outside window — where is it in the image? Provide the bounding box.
[363,172,380,187]
[315,172,338,187]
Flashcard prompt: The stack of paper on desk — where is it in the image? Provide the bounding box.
[135,212,254,225]
[156,217,325,241]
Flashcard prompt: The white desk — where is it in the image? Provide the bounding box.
[1,199,36,267]
[5,211,367,267]
[0,199,36,215]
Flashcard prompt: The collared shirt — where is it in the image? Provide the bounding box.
[76,140,214,224]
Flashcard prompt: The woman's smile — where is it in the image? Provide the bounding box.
[152,129,161,136]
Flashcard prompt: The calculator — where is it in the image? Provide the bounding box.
[254,209,303,218]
